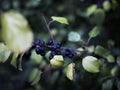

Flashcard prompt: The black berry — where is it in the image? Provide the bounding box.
[49,46,57,51]
[32,43,36,48]
[47,39,53,45]
[68,53,74,58]
[23,50,31,58]
[56,41,62,46]
[35,47,41,54]
[49,51,55,60]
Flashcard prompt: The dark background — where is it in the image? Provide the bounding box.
[0,0,120,90]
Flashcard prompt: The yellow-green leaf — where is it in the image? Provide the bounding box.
[10,53,19,68]
[107,55,115,63]
[86,4,97,16]
[87,45,95,52]
[51,16,69,24]
[0,43,11,63]
[89,26,100,38]
[1,10,33,53]
[50,55,65,68]
[65,63,75,80]
[82,56,100,73]
[111,66,118,77]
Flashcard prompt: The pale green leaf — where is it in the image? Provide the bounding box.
[87,45,95,52]
[68,32,81,42]
[0,43,11,63]
[51,16,69,24]
[10,53,19,68]
[103,0,111,11]
[50,55,65,68]
[89,26,100,38]
[1,10,33,53]
[82,56,100,73]
[10,53,23,70]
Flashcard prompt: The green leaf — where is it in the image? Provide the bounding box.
[28,68,42,85]
[103,0,111,11]
[95,45,108,56]
[51,16,69,24]
[1,10,33,53]
[94,9,105,25]
[107,40,115,48]
[10,53,19,68]
[100,63,110,76]
[87,45,95,52]
[102,79,113,90]
[31,70,42,85]
[106,55,115,63]
[82,56,100,73]
[0,43,11,63]
[65,63,75,80]
[111,0,118,10]
[68,32,81,42]
[89,26,100,38]
[86,4,97,17]
[50,55,65,68]
[50,71,59,84]
[111,66,118,77]
[26,0,41,8]
[30,50,43,64]
[10,52,23,70]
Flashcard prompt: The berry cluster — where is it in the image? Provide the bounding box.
[24,39,77,60]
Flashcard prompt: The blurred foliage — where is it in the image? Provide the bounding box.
[0,0,120,90]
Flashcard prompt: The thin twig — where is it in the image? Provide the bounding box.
[42,16,55,43]
[48,20,54,26]
[86,37,92,46]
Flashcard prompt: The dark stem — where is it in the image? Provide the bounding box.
[42,16,55,43]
